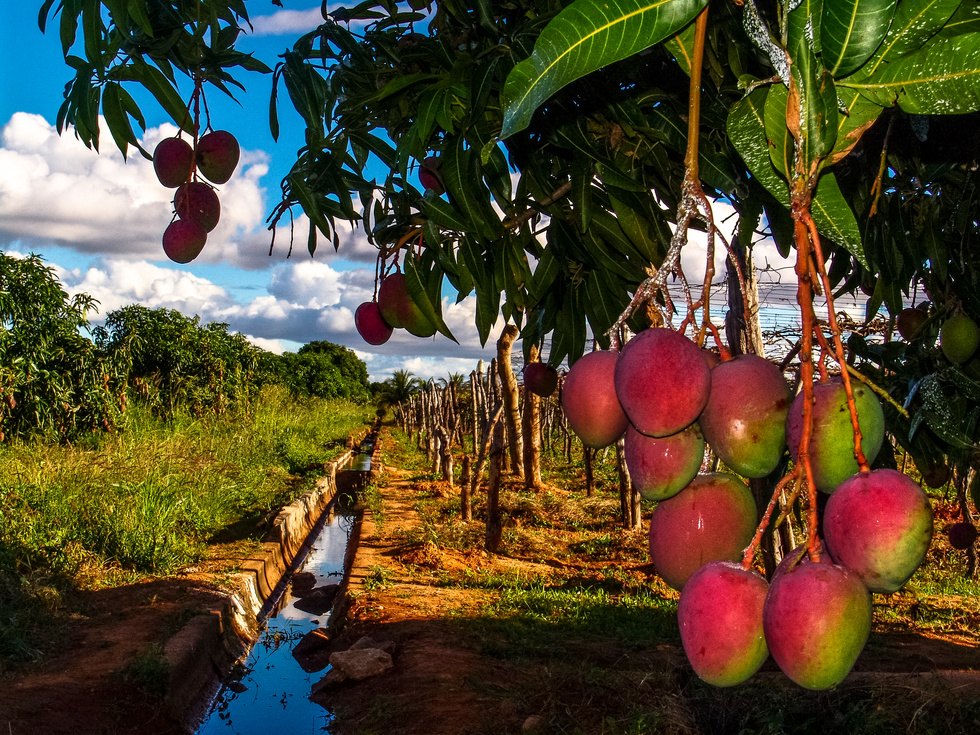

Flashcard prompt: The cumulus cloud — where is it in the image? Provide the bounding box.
[28,249,497,380]
[247,8,325,37]
[0,113,272,267]
[246,4,377,37]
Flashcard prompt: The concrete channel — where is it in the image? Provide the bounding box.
[161,432,380,733]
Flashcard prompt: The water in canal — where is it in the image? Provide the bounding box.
[196,484,360,734]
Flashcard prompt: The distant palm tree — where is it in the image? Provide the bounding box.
[380,369,422,406]
[438,372,466,389]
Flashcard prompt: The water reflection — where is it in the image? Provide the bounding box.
[196,506,356,734]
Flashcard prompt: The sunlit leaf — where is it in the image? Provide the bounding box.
[844,32,980,114]
[500,0,708,137]
[821,0,896,77]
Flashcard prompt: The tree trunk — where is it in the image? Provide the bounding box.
[460,455,472,521]
[471,402,504,499]
[486,419,505,553]
[438,426,453,486]
[496,325,524,477]
[750,477,778,578]
[615,437,640,529]
[584,445,595,498]
[522,345,543,490]
[725,212,765,357]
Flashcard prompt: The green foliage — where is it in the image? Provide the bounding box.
[500,0,709,137]
[277,340,371,402]
[39,0,272,157]
[0,253,125,443]
[94,304,262,418]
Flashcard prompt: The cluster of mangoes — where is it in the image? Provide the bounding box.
[152,131,240,263]
[562,328,934,690]
[355,272,437,346]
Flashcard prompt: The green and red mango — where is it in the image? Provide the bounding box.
[624,423,704,501]
[698,354,790,478]
[647,472,757,591]
[763,551,871,690]
[823,468,933,593]
[678,560,769,687]
[615,328,711,438]
[785,379,885,493]
[561,350,628,449]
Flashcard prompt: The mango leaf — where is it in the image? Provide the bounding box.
[821,0,896,78]
[763,85,793,181]
[862,0,960,76]
[528,246,561,304]
[404,254,457,342]
[500,0,708,138]
[101,81,141,158]
[421,193,471,232]
[788,0,823,57]
[729,87,791,202]
[938,0,980,38]
[812,172,867,268]
[845,32,980,115]
[585,270,628,348]
[442,136,504,240]
[728,88,867,265]
[790,40,839,167]
[830,87,884,163]
[664,18,697,76]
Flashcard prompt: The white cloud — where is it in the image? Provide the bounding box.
[246,4,379,37]
[247,8,325,37]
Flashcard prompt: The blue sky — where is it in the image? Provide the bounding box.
[0,2,500,382]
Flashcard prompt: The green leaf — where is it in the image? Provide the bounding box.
[127,0,153,36]
[500,0,708,138]
[663,18,697,76]
[830,87,884,163]
[821,0,897,77]
[460,237,500,344]
[729,87,790,202]
[728,89,866,265]
[789,0,823,57]
[938,0,980,38]
[812,171,867,267]
[421,194,472,232]
[863,0,960,76]
[790,40,839,167]
[585,269,629,348]
[116,61,193,133]
[404,255,457,342]
[845,32,980,115]
[528,246,561,304]
[763,84,793,181]
[922,206,948,283]
[377,73,442,101]
[442,137,504,240]
[101,82,139,158]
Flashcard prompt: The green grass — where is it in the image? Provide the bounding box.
[0,386,371,671]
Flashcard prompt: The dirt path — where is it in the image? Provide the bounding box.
[313,470,537,735]
[0,579,225,735]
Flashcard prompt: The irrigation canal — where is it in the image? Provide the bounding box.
[194,440,374,734]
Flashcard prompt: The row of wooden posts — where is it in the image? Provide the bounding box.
[393,325,643,553]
